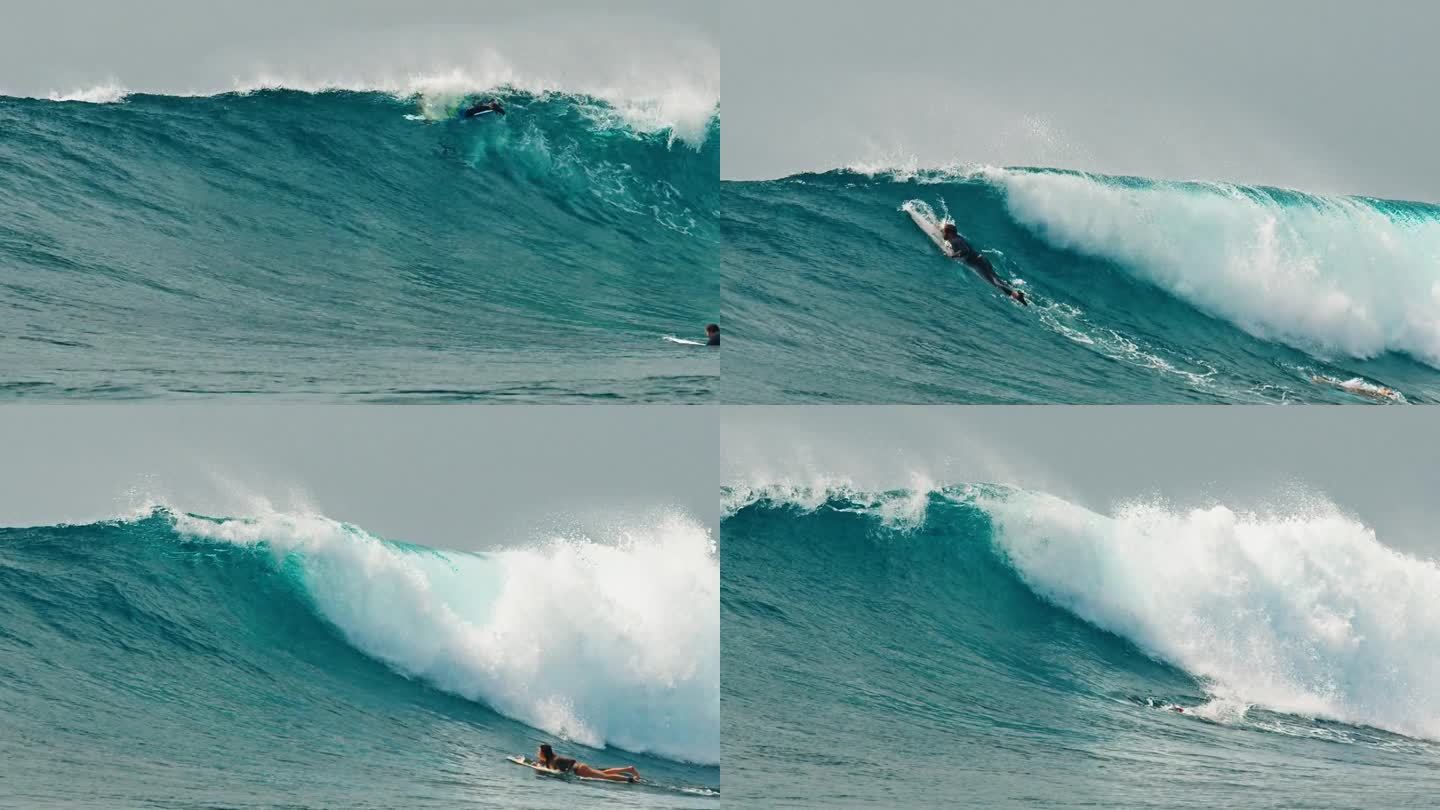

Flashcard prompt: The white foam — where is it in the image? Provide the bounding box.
[983,491,1440,742]
[46,82,129,104]
[172,508,718,764]
[721,475,940,531]
[989,170,1440,368]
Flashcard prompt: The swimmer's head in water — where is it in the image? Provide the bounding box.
[706,323,719,336]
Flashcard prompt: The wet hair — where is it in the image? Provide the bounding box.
[942,222,957,235]
[705,323,719,334]
[539,744,554,762]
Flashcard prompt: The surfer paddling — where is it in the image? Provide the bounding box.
[462,100,506,118]
[940,223,1027,305]
[535,744,641,783]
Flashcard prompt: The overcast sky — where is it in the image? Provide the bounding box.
[0,406,717,551]
[719,0,1438,201]
[0,0,716,102]
[723,406,1440,559]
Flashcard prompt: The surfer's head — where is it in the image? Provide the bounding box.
[538,744,554,764]
[942,223,957,237]
[706,323,719,337]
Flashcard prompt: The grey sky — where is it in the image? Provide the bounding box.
[720,0,1438,201]
[0,0,716,102]
[722,406,1440,559]
[0,405,717,550]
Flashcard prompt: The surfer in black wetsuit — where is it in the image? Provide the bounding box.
[941,223,1027,306]
[536,744,640,783]
[706,323,720,346]
[462,100,505,118]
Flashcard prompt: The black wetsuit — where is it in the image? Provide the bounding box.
[707,332,720,346]
[462,101,505,118]
[945,232,1017,297]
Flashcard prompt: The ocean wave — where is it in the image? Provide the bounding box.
[722,165,1440,403]
[0,506,718,765]
[1,87,718,400]
[988,169,1440,367]
[172,508,720,765]
[726,482,1440,744]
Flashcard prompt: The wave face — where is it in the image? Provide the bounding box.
[0,508,719,807]
[0,88,718,401]
[721,484,1440,808]
[722,167,1440,403]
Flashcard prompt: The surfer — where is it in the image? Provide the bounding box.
[536,744,641,783]
[706,323,720,346]
[940,223,1027,305]
[462,100,506,118]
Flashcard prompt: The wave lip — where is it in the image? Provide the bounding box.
[23,69,718,148]
[44,81,128,103]
[166,507,720,765]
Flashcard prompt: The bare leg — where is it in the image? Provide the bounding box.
[600,766,640,778]
[573,764,635,782]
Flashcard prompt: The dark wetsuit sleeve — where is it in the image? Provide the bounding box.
[707,334,720,346]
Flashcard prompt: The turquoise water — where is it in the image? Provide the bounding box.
[723,168,1440,404]
[721,485,1440,808]
[0,89,718,401]
[0,509,719,807]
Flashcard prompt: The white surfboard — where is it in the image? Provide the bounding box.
[663,335,706,346]
[508,755,564,777]
[902,201,958,257]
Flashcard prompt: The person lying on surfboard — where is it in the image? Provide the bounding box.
[462,100,506,118]
[940,223,1027,306]
[536,744,642,783]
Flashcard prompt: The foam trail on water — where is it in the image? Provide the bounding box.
[172,509,719,764]
[982,491,1440,741]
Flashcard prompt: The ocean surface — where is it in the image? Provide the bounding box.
[0,87,718,401]
[0,508,719,807]
[722,167,1440,403]
[721,483,1440,808]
